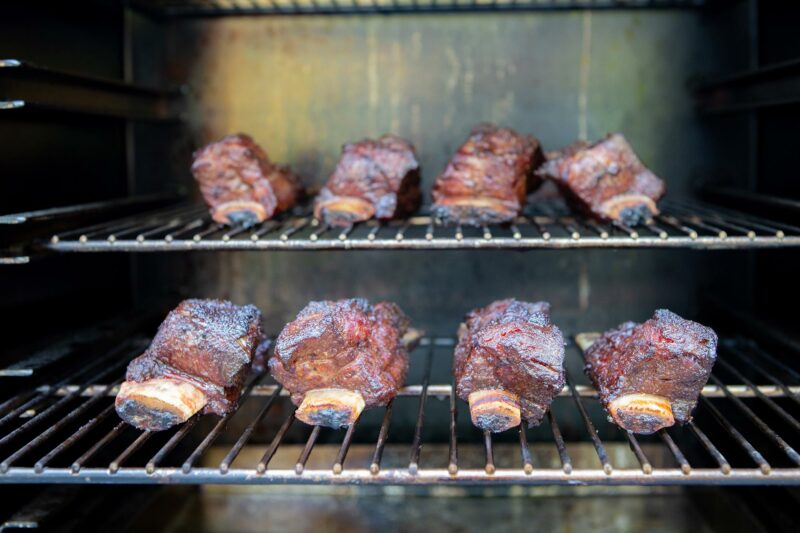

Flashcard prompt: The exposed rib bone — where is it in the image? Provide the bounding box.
[468,389,521,433]
[608,393,675,434]
[213,200,268,225]
[296,388,366,428]
[315,196,375,226]
[115,378,208,431]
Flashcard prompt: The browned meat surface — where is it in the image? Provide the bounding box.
[537,133,666,225]
[314,135,421,227]
[454,299,565,432]
[270,299,416,428]
[584,309,717,434]
[432,124,545,226]
[192,134,303,226]
[116,299,266,431]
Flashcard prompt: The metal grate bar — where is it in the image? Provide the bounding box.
[447,379,458,475]
[643,221,669,240]
[71,422,126,473]
[743,342,800,382]
[141,0,707,17]
[109,431,152,473]
[519,424,534,474]
[0,392,37,419]
[656,215,699,240]
[257,411,295,474]
[333,416,359,474]
[295,425,321,474]
[249,220,282,241]
[146,415,201,474]
[612,221,640,240]
[0,58,182,120]
[566,375,612,474]
[34,404,116,473]
[688,421,731,474]
[43,200,800,252]
[1,379,121,472]
[624,431,653,475]
[0,341,140,426]
[716,358,800,432]
[583,219,610,239]
[709,375,800,465]
[548,410,573,474]
[408,344,434,474]
[483,430,495,475]
[700,397,771,474]
[659,429,691,475]
[724,344,800,406]
[369,401,394,475]
[0,352,132,448]
[219,385,283,473]
[181,375,265,473]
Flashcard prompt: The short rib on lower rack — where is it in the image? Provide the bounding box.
[115,299,266,431]
[269,298,419,428]
[582,309,718,434]
[453,299,565,433]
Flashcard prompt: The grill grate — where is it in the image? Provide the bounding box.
[131,0,706,17]
[0,334,799,485]
[44,200,800,252]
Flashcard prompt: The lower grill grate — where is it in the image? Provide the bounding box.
[43,200,800,251]
[0,335,799,485]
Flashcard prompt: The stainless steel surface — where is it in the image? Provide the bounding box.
[0,331,799,486]
[43,200,800,251]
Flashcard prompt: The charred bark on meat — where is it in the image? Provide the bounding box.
[537,133,665,225]
[584,309,717,434]
[269,299,418,428]
[116,299,266,431]
[432,124,545,226]
[314,135,421,227]
[453,299,565,433]
[192,134,303,226]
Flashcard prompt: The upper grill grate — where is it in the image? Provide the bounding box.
[44,200,800,252]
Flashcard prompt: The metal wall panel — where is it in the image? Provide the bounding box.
[164,12,727,339]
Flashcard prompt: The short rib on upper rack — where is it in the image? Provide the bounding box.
[537,133,666,225]
[432,124,545,226]
[314,135,421,227]
[191,134,303,226]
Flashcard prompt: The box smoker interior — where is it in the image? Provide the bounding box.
[1,1,800,531]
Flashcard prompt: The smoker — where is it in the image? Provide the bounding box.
[1,1,799,531]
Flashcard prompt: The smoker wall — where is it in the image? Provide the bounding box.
[161,12,738,334]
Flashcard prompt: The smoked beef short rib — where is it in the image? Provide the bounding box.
[537,133,666,225]
[116,299,266,431]
[582,309,717,434]
[191,133,302,226]
[314,135,422,227]
[269,298,419,428]
[454,299,565,433]
[432,124,545,226]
